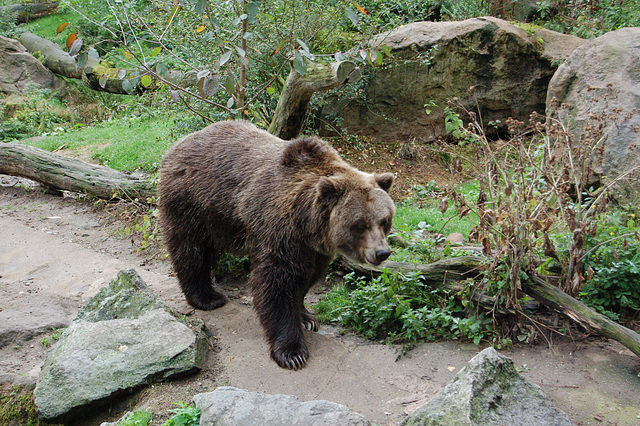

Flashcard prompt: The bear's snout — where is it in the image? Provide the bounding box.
[375,248,391,263]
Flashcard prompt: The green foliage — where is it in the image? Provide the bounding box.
[580,211,640,320]
[441,0,490,20]
[114,409,153,426]
[316,271,493,345]
[1,89,71,142]
[536,0,640,38]
[0,6,17,36]
[0,386,47,426]
[354,0,442,32]
[162,402,200,426]
[215,253,250,277]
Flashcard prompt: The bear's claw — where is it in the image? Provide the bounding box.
[272,348,308,370]
[301,311,319,332]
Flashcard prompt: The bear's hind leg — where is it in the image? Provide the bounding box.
[163,218,227,310]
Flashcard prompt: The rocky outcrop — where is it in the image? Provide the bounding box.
[315,17,584,142]
[403,347,574,425]
[194,386,371,426]
[0,35,63,93]
[546,27,640,202]
[34,269,208,423]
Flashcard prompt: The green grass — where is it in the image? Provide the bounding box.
[17,7,83,48]
[394,181,480,237]
[24,116,178,172]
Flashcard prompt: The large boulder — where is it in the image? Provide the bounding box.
[315,17,584,142]
[34,269,208,423]
[403,347,574,425]
[0,35,62,93]
[193,386,370,426]
[546,27,640,202]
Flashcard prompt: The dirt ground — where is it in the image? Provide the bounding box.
[1,175,639,426]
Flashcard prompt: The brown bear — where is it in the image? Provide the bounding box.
[158,120,395,370]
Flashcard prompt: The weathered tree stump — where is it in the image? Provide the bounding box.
[0,143,155,201]
[268,59,361,140]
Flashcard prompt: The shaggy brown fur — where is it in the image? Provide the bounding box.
[158,121,395,370]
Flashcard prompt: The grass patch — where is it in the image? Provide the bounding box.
[17,7,83,48]
[0,386,53,426]
[23,116,179,173]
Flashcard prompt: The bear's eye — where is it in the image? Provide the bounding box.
[351,220,368,232]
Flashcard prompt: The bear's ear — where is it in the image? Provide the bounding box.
[282,137,332,168]
[316,176,345,208]
[375,172,394,193]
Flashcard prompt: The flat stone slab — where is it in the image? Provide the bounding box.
[34,269,208,423]
[194,386,371,426]
[0,292,74,347]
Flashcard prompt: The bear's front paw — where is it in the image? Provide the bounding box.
[271,345,309,370]
[301,310,319,332]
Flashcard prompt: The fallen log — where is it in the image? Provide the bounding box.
[0,143,156,201]
[268,59,361,140]
[18,32,197,95]
[523,275,640,358]
[341,256,504,313]
[19,32,85,79]
[343,256,640,358]
[0,2,58,24]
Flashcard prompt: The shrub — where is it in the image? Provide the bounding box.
[316,270,493,345]
[580,210,640,320]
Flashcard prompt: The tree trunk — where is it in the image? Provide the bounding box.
[19,32,85,79]
[268,59,361,140]
[0,2,59,24]
[0,143,155,202]
[343,256,640,358]
[18,32,197,95]
[523,275,640,357]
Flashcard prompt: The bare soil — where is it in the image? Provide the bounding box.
[1,169,639,426]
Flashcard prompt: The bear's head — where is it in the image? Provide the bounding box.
[318,172,396,266]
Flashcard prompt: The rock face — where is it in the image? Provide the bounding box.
[316,17,583,142]
[546,27,640,202]
[34,269,208,423]
[0,35,62,93]
[194,386,371,426]
[404,347,574,425]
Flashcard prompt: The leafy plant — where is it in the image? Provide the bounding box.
[316,270,493,345]
[115,409,152,426]
[535,0,640,38]
[580,211,640,320]
[162,402,200,426]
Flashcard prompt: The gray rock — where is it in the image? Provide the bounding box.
[315,18,583,143]
[404,347,574,425]
[194,386,370,426]
[0,35,62,93]
[34,269,208,423]
[0,292,75,347]
[546,27,640,202]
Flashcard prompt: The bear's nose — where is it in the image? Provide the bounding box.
[375,248,391,263]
